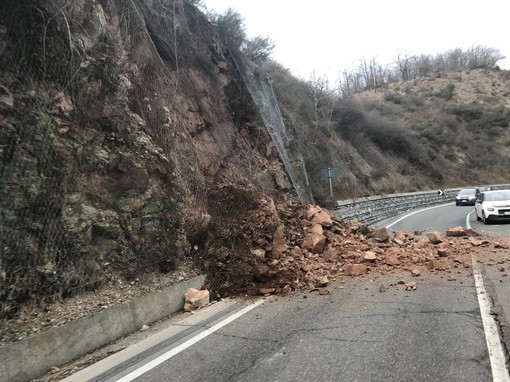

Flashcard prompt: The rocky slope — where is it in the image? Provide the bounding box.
[0,0,293,317]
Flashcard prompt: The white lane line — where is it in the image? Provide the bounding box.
[466,210,474,230]
[115,300,265,382]
[472,256,510,382]
[385,203,453,229]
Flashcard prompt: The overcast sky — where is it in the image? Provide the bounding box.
[203,0,509,82]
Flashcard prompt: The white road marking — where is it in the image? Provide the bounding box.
[466,210,474,230]
[469,210,509,380]
[115,300,265,382]
[472,256,510,382]
[385,203,453,229]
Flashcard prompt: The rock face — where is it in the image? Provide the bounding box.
[0,0,300,315]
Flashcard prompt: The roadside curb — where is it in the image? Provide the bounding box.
[1,275,206,382]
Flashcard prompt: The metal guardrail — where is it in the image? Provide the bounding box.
[334,184,510,225]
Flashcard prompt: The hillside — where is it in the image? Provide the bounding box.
[0,0,509,325]
[264,63,510,200]
[355,68,510,187]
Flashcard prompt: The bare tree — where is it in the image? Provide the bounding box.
[395,50,412,81]
[308,71,336,138]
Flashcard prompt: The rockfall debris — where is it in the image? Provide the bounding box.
[203,198,510,298]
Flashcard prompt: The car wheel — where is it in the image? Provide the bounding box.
[482,212,489,225]
[456,202,459,206]
[476,211,481,221]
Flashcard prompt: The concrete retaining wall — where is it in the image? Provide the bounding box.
[335,184,510,225]
[1,274,206,382]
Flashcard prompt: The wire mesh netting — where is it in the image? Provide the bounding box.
[0,0,310,318]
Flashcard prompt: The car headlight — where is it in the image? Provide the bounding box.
[487,207,495,212]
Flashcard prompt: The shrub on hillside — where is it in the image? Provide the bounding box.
[449,104,483,120]
[383,92,404,104]
[436,83,455,100]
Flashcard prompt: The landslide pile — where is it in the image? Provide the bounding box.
[203,195,510,297]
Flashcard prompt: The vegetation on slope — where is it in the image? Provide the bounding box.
[261,56,510,203]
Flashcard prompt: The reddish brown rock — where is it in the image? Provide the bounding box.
[322,247,338,262]
[309,223,324,235]
[405,281,417,291]
[385,253,401,266]
[392,231,407,245]
[184,288,210,311]
[270,225,288,257]
[446,226,466,237]
[465,229,480,237]
[437,242,449,257]
[427,231,444,244]
[343,250,360,259]
[371,227,390,242]
[414,239,427,249]
[306,205,322,220]
[363,251,377,262]
[311,210,333,228]
[495,241,510,249]
[292,246,303,257]
[379,284,387,293]
[301,264,313,272]
[411,268,421,277]
[470,239,484,247]
[317,276,329,287]
[428,260,441,270]
[346,263,367,276]
[302,233,327,254]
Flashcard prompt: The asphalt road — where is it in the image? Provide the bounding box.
[64,203,510,382]
[377,202,510,237]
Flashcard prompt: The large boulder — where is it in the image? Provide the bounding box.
[184,288,210,312]
[302,233,327,254]
[427,231,444,244]
[345,264,367,276]
[371,228,389,242]
[446,226,466,237]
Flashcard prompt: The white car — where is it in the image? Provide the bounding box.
[474,190,510,224]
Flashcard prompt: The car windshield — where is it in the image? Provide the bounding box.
[459,189,476,196]
[484,191,510,201]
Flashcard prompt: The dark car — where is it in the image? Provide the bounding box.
[455,188,480,206]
